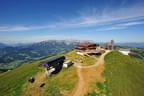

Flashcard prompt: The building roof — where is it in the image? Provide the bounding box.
[41,56,65,67]
[46,56,65,63]
[77,43,98,47]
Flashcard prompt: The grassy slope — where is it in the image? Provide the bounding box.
[22,66,77,96]
[0,50,98,96]
[43,67,77,96]
[63,50,97,66]
[104,51,144,96]
[0,60,43,96]
[0,51,78,96]
[21,51,78,96]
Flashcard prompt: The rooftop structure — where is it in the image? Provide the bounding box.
[75,43,103,56]
[75,43,99,51]
[119,48,130,55]
[40,56,65,77]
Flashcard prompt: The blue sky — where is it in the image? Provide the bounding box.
[0,0,144,43]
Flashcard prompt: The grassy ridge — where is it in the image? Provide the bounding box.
[0,59,47,96]
[63,50,97,66]
[21,67,78,96]
[104,51,144,96]
[21,51,78,96]
[43,67,77,96]
[0,51,78,96]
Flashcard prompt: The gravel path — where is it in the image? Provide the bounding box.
[73,50,110,96]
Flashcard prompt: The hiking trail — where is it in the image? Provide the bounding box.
[73,50,110,96]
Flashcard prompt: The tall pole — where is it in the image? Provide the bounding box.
[111,40,114,50]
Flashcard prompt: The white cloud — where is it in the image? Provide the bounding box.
[76,3,144,26]
[0,26,30,32]
[0,2,144,32]
[0,24,58,32]
[119,21,144,26]
[97,21,144,31]
[99,26,126,31]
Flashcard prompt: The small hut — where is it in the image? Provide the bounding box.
[75,43,99,52]
[63,60,74,68]
[41,56,65,77]
[75,43,102,56]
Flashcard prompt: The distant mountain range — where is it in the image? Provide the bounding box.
[0,43,9,48]
[0,40,88,69]
[2,41,144,48]
[0,40,144,69]
[115,42,144,48]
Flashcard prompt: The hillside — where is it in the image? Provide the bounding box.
[0,51,76,96]
[0,50,144,96]
[103,51,144,96]
[0,50,104,96]
[0,53,78,96]
[0,58,49,96]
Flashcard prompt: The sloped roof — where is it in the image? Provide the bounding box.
[77,43,97,47]
[41,56,65,67]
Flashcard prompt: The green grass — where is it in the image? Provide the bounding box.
[41,51,79,96]
[0,51,78,96]
[87,91,98,96]
[0,58,49,96]
[103,51,144,96]
[43,67,78,96]
[63,50,97,66]
[96,82,104,90]
[87,81,110,96]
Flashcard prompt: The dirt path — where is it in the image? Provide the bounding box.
[72,66,85,96]
[73,50,110,96]
[74,50,110,69]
